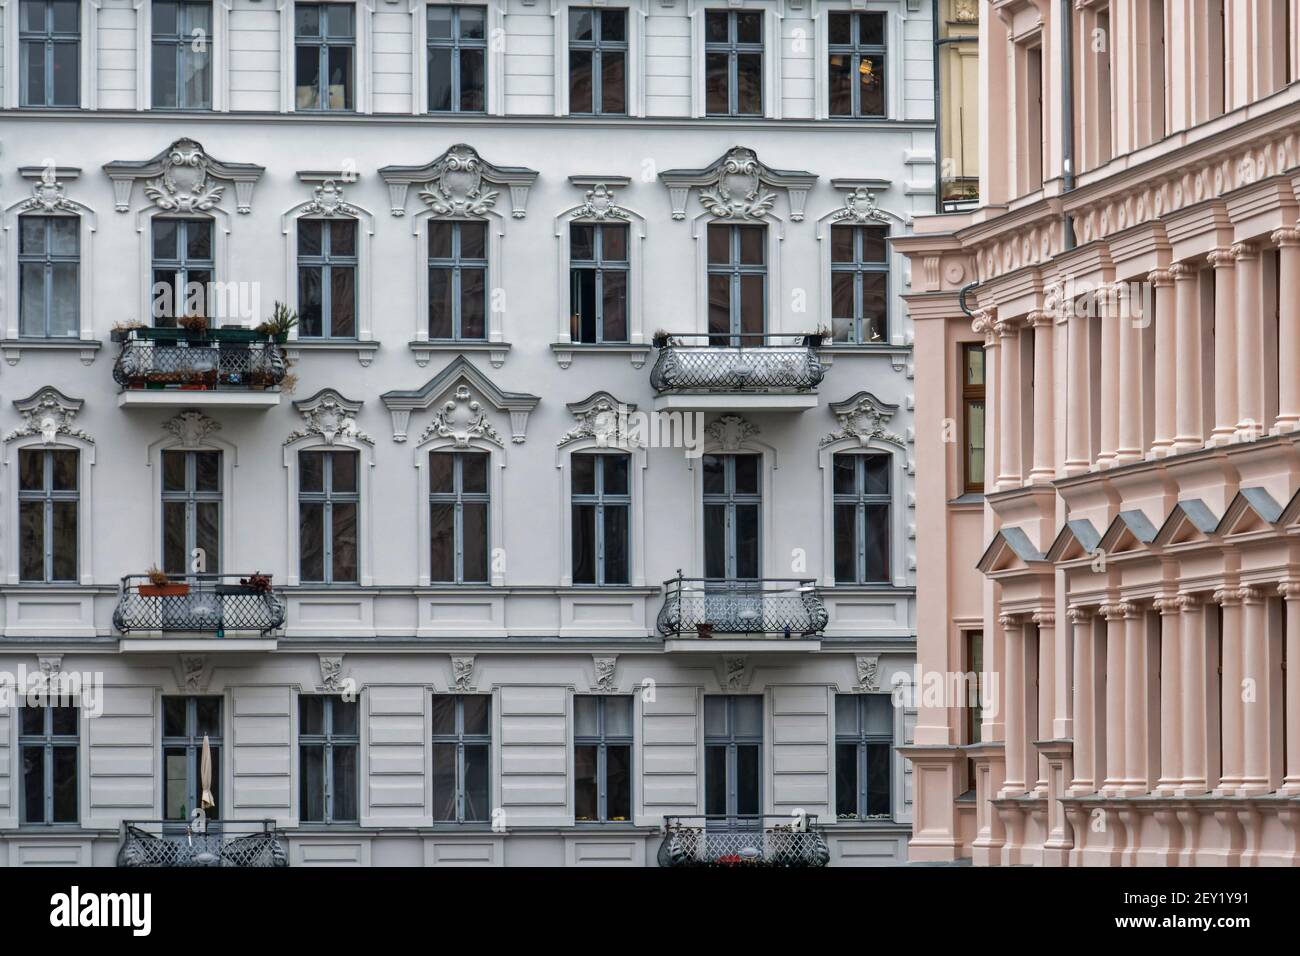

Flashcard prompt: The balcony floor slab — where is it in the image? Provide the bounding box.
[119,636,279,652]
[663,638,821,652]
[653,394,819,413]
[117,391,281,409]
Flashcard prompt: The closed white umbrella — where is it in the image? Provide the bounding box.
[200,734,215,811]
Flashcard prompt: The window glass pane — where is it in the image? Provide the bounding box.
[20,705,45,737]
[51,746,77,822]
[704,50,729,114]
[737,226,764,265]
[601,51,626,113]
[49,262,78,336]
[329,266,356,337]
[295,4,320,36]
[833,504,857,584]
[331,451,357,493]
[51,501,77,581]
[835,742,858,818]
[863,503,890,581]
[734,505,759,578]
[42,450,73,493]
[569,8,593,41]
[430,504,455,582]
[195,697,221,738]
[828,12,851,45]
[830,225,855,264]
[299,695,325,736]
[459,48,485,111]
[50,41,77,105]
[298,219,323,258]
[429,453,454,494]
[574,697,599,737]
[965,346,985,386]
[574,744,598,821]
[702,505,726,579]
[572,503,595,585]
[152,42,178,108]
[570,49,593,113]
[461,453,488,494]
[431,743,456,820]
[182,45,211,109]
[24,1,49,33]
[19,450,44,491]
[299,502,324,581]
[459,222,487,260]
[52,706,78,738]
[736,745,760,815]
[462,695,490,735]
[192,450,219,492]
[570,224,595,261]
[431,695,456,736]
[606,744,631,820]
[194,499,220,568]
[428,268,453,338]
[864,454,889,495]
[462,502,488,582]
[295,45,321,109]
[325,4,353,37]
[19,218,45,255]
[19,502,44,582]
[463,744,489,821]
[834,695,858,734]
[572,454,596,496]
[162,501,187,575]
[330,502,358,582]
[734,696,762,737]
[602,454,629,495]
[300,744,324,821]
[862,272,887,342]
[332,745,358,820]
[601,270,627,341]
[832,455,856,495]
[704,11,728,42]
[602,504,628,584]
[735,11,762,43]
[732,454,759,495]
[50,216,78,255]
[706,225,731,265]
[163,697,188,738]
[427,47,452,111]
[23,747,45,824]
[862,226,887,262]
[702,454,725,494]
[703,696,726,737]
[860,54,885,116]
[299,450,324,493]
[601,10,626,42]
[605,697,633,737]
[153,219,178,260]
[458,6,485,39]
[427,6,452,39]
[460,268,486,339]
[163,747,188,820]
[704,745,726,816]
[186,220,212,261]
[860,12,885,46]
[866,741,891,816]
[735,53,762,114]
[327,46,352,109]
[828,54,852,116]
[865,694,892,735]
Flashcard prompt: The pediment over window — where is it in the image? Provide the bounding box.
[5,387,92,444]
[558,392,638,448]
[1044,518,1101,563]
[827,178,905,226]
[103,138,266,214]
[821,391,904,447]
[1152,499,1220,547]
[659,147,817,222]
[977,526,1048,575]
[1096,509,1159,556]
[380,355,540,444]
[1219,487,1284,537]
[285,389,372,446]
[378,144,539,219]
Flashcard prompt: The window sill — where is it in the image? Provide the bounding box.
[1,338,101,366]
[283,339,380,367]
[551,342,652,369]
[816,342,910,371]
[410,340,511,369]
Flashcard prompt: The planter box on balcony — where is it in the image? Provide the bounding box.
[138,583,190,597]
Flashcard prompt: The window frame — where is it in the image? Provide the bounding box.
[430,693,492,825]
[570,451,631,587]
[831,451,891,585]
[567,6,628,116]
[293,1,356,113]
[573,694,633,824]
[282,431,374,588]
[149,0,216,111]
[160,448,222,576]
[829,223,889,345]
[297,447,361,585]
[702,7,764,117]
[834,693,893,822]
[961,342,986,494]
[826,10,887,119]
[18,703,79,826]
[705,222,767,346]
[296,216,359,338]
[425,3,488,114]
[160,695,223,823]
[703,694,763,821]
[16,213,79,339]
[297,694,360,825]
[568,221,630,345]
[701,452,762,581]
[150,217,215,326]
[427,219,489,343]
[17,0,80,108]
[17,447,79,584]
[428,450,491,585]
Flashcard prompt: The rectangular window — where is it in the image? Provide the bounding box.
[704,9,762,116]
[429,451,490,584]
[299,695,360,824]
[832,453,890,584]
[706,223,766,345]
[18,215,79,338]
[19,0,79,107]
[702,453,760,580]
[161,449,221,576]
[18,448,78,583]
[827,11,885,118]
[162,695,222,822]
[428,220,488,341]
[427,4,487,113]
[569,222,629,343]
[431,694,491,823]
[151,1,213,110]
[569,7,627,115]
[151,218,214,325]
[1020,40,1044,193]
[571,453,630,586]
[830,223,887,344]
[19,703,78,825]
[961,343,986,493]
[299,449,359,584]
[834,694,892,820]
[703,695,762,819]
[298,218,357,338]
[574,695,632,823]
[963,629,983,791]
[295,3,354,111]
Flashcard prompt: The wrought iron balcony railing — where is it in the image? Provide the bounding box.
[113,574,286,635]
[117,820,288,867]
[113,328,287,392]
[658,815,830,868]
[649,333,825,393]
[656,575,828,638]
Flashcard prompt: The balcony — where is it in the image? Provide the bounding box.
[657,816,830,868]
[648,333,825,412]
[112,327,286,409]
[656,576,827,651]
[114,573,285,651]
[117,820,288,868]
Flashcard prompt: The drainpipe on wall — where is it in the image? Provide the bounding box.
[1061,0,1077,250]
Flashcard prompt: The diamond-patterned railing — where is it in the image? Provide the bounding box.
[656,576,828,638]
[113,574,286,634]
[117,821,288,868]
[649,334,825,393]
[658,816,830,868]
[113,332,286,391]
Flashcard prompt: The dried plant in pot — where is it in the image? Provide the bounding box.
[139,565,190,597]
[178,312,210,339]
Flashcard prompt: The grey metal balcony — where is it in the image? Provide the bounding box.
[113,574,286,635]
[112,327,286,408]
[648,333,824,411]
[656,575,828,640]
[117,820,288,868]
[658,815,830,868]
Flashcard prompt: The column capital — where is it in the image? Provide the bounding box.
[1031,609,1055,627]
[1027,309,1054,329]
[1152,595,1181,615]
[998,611,1022,630]
[1169,261,1199,281]
[1271,227,1300,247]
[1146,267,1174,287]
[993,315,1023,338]
[1100,600,1135,621]
[1066,605,1094,625]
[1230,241,1258,261]
[1277,581,1300,600]
[971,308,997,339]
[1206,247,1237,269]
[1213,586,1242,607]
[1237,584,1265,604]
[1175,592,1204,613]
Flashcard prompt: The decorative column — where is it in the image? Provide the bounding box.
[1171,262,1205,453]
[1280,582,1300,793]
[1206,247,1238,445]
[1000,612,1027,796]
[1234,242,1266,440]
[1100,602,1130,793]
[1032,610,1055,793]
[1215,586,1244,794]
[995,316,1023,488]
[1115,280,1144,465]
[1068,606,1098,792]
[1123,601,1151,792]
[1178,593,1210,794]
[1239,585,1270,794]
[1064,307,1093,475]
[1154,596,1183,793]
[1147,268,1177,458]
[1028,311,1056,482]
[1097,299,1120,469]
[1271,227,1300,433]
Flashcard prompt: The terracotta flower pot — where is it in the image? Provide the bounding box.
[139,583,190,597]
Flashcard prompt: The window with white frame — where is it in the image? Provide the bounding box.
[151,1,213,110]
[298,449,359,584]
[704,694,762,819]
[299,695,360,824]
[18,215,78,338]
[835,693,892,820]
[298,218,358,338]
[19,703,78,825]
[574,695,632,823]
[294,3,355,112]
[569,221,628,343]
[828,11,885,118]
[17,447,78,583]
[19,0,79,107]
[704,9,762,116]
[569,7,627,116]
[702,453,760,580]
[427,4,487,113]
[161,449,222,576]
[832,452,890,584]
[428,220,488,341]
[431,694,491,823]
[162,695,222,821]
[707,223,766,345]
[571,452,630,586]
[151,218,214,325]
[429,451,490,584]
[830,223,888,344]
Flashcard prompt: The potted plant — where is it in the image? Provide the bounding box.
[257,302,299,344]
[179,312,210,340]
[110,320,145,343]
[239,572,273,595]
[696,622,714,639]
[804,325,830,348]
[139,566,190,598]
[651,329,671,349]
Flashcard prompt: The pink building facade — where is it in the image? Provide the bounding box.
[896,0,1300,864]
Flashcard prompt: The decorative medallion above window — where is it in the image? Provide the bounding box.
[302,179,360,218]
[4,388,92,445]
[378,144,539,219]
[571,183,630,222]
[706,413,759,451]
[102,138,266,214]
[558,392,638,448]
[659,147,817,222]
[161,410,222,448]
[19,167,81,214]
[379,355,540,444]
[285,389,372,446]
[821,391,906,447]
